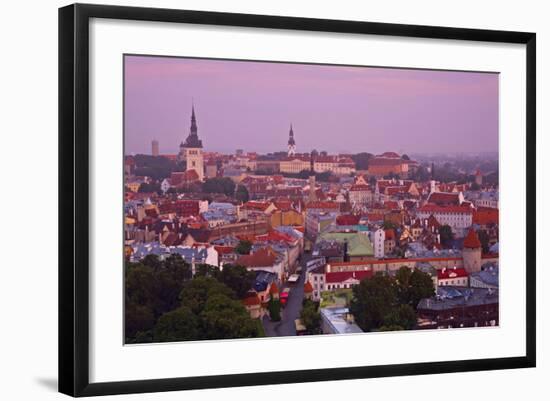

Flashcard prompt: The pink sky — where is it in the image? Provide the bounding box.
[124,55,498,155]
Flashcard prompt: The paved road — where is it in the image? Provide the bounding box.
[263,254,311,337]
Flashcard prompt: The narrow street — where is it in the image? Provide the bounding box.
[262,255,310,337]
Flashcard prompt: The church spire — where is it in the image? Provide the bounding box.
[181,103,202,149]
[287,123,296,156]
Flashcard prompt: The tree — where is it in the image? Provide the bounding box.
[235,184,249,202]
[382,304,417,330]
[411,165,430,182]
[152,255,192,317]
[138,182,161,193]
[401,154,410,161]
[477,229,491,254]
[125,301,155,339]
[470,182,481,191]
[300,299,321,334]
[439,224,454,247]
[350,274,397,332]
[394,266,435,309]
[154,306,201,342]
[194,263,220,278]
[141,254,162,271]
[125,263,155,306]
[133,154,178,180]
[407,269,435,308]
[202,177,236,196]
[378,324,404,331]
[268,298,281,321]
[179,276,235,315]
[215,264,256,299]
[235,240,252,255]
[201,293,261,340]
[351,152,374,170]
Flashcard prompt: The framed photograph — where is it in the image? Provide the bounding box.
[59,3,536,397]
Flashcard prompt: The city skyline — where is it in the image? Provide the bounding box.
[124,55,499,156]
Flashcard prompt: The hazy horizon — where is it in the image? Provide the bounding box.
[124,55,499,156]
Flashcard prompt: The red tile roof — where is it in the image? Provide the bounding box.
[336,214,361,226]
[377,151,401,158]
[463,228,482,249]
[304,281,314,293]
[473,207,499,225]
[350,184,370,191]
[427,192,461,206]
[242,293,261,306]
[241,201,272,211]
[437,267,469,280]
[418,205,472,214]
[255,230,295,244]
[236,247,277,267]
[214,245,235,255]
[306,201,339,210]
[326,270,373,283]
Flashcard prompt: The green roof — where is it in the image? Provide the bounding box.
[317,232,374,256]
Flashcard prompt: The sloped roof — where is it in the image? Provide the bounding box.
[463,228,482,249]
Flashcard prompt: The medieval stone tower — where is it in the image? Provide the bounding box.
[462,228,482,273]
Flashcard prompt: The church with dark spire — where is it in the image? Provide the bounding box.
[178,104,204,181]
[287,124,296,156]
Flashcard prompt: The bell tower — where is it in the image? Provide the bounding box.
[179,104,204,181]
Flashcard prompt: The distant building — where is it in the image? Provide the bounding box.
[373,228,385,258]
[367,152,412,178]
[417,204,473,237]
[462,228,482,273]
[469,263,499,289]
[178,105,204,181]
[151,139,159,156]
[320,307,363,334]
[287,124,296,156]
[417,286,499,329]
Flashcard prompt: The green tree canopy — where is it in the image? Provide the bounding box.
[202,177,236,196]
[268,298,281,322]
[138,182,161,193]
[236,185,249,203]
[216,264,256,299]
[235,240,252,255]
[439,224,454,247]
[477,229,491,254]
[154,306,201,342]
[382,304,417,330]
[351,152,374,170]
[350,274,397,332]
[201,294,261,340]
[394,266,435,309]
[179,276,235,315]
[300,299,321,334]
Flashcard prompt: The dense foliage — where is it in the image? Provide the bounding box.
[132,154,177,180]
[125,255,262,343]
[300,299,321,334]
[202,177,236,196]
[350,267,434,332]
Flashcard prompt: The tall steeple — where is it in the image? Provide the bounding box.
[287,124,296,156]
[182,103,202,149]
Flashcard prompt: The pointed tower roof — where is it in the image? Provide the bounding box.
[182,103,203,148]
[463,228,482,249]
[304,281,313,293]
[288,124,295,146]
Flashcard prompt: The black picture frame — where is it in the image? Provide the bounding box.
[59,3,536,397]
